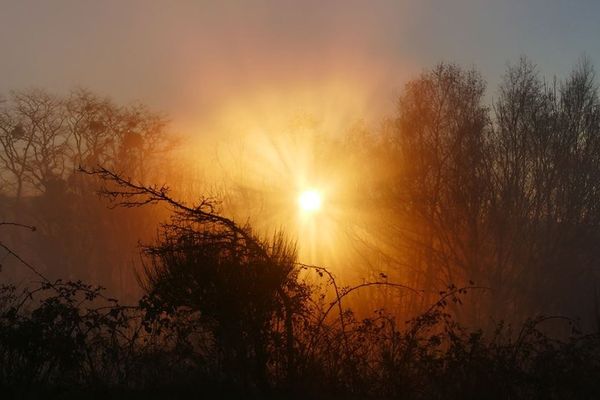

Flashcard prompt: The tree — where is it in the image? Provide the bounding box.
[374,63,491,321]
[82,167,308,392]
[0,88,177,296]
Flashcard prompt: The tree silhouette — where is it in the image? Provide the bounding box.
[81,166,308,393]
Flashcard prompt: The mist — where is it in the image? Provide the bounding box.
[2,1,600,398]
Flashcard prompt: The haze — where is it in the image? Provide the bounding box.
[3,2,600,397]
[2,0,598,134]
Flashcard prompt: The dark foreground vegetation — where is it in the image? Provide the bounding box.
[1,169,600,399]
[2,57,600,398]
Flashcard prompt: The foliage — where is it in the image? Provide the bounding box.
[1,278,599,398]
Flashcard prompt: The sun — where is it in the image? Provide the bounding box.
[298,189,322,212]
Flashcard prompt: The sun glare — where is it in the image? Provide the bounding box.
[298,189,322,212]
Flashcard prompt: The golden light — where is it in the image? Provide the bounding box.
[298,189,322,212]
[191,104,370,268]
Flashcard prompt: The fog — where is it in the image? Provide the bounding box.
[2,2,600,397]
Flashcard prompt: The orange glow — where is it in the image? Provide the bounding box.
[167,77,392,275]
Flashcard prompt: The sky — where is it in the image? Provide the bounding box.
[1,0,599,135]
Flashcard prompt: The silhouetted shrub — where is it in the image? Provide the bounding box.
[2,277,599,399]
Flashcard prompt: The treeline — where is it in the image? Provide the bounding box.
[1,58,600,326]
[0,89,177,298]
[327,57,600,329]
[213,57,600,330]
